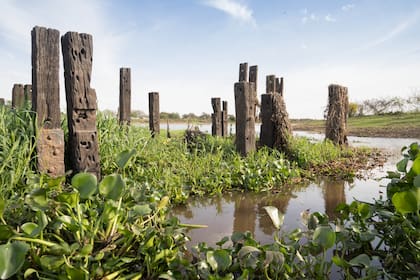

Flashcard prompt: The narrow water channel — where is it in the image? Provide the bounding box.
[173,132,420,246]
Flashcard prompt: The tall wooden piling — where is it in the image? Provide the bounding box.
[24,84,32,107]
[266,75,276,94]
[234,81,255,156]
[211,97,222,136]
[0,98,4,106]
[222,101,228,137]
[239,62,248,82]
[119,67,131,125]
[325,84,348,145]
[12,84,24,109]
[149,92,160,137]
[62,31,100,178]
[32,26,65,177]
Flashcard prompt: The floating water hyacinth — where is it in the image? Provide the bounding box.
[263,206,284,229]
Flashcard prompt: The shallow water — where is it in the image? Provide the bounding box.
[173,132,419,246]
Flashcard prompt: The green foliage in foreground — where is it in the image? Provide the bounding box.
[1,110,417,279]
[0,144,418,279]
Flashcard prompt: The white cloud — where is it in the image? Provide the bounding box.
[302,13,318,24]
[203,0,256,25]
[361,11,420,50]
[325,14,336,22]
[341,4,355,12]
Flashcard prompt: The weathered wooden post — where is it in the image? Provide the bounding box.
[239,62,248,82]
[325,84,348,145]
[32,26,65,177]
[149,92,160,137]
[234,81,255,156]
[260,75,292,151]
[62,31,100,178]
[12,84,24,109]
[211,97,222,136]
[24,84,32,107]
[0,98,4,106]
[222,100,228,137]
[119,67,131,125]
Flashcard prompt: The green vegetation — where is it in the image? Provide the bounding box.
[0,107,418,279]
[292,111,420,138]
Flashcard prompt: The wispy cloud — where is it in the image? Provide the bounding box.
[341,4,355,12]
[301,9,336,24]
[325,14,336,22]
[203,0,255,25]
[361,11,420,50]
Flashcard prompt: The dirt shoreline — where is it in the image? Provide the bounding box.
[292,124,420,139]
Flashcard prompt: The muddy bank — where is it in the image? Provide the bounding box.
[292,123,420,139]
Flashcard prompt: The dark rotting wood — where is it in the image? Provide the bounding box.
[325,84,348,145]
[260,76,292,152]
[32,26,61,129]
[266,75,276,94]
[12,84,24,109]
[234,81,256,156]
[249,65,258,92]
[211,97,222,136]
[62,31,100,178]
[239,62,248,82]
[222,100,228,137]
[119,67,131,125]
[149,92,160,137]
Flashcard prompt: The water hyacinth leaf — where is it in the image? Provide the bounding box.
[24,268,39,279]
[132,204,152,216]
[231,232,246,243]
[99,174,125,201]
[396,158,409,173]
[357,203,371,220]
[238,246,261,259]
[65,266,87,280]
[57,192,78,208]
[412,157,420,175]
[206,250,232,272]
[349,254,370,267]
[0,225,13,241]
[40,255,65,270]
[308,214,319,230]
[313,225,336,249]
[332,256,349,268]
[265,251,284,268]
[26,188,48,211]
[71,173,97,199]
[0,242,29,279]
[392,191,418,214]
[413,175,420,187]
[116,149,136,169]
[158,196,170,210]
[21,222,38,236]
[263,206,284,229]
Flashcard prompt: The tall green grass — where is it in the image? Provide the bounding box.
[0,106,37,199]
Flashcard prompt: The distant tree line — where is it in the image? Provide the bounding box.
[348,92,420,117]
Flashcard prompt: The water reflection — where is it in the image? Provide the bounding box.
[172,132,420,246]
[174,178,351,246]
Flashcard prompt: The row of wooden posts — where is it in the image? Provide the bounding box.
[7,25,348,179]
[211,63,348,156]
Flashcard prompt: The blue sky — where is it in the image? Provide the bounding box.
[1,0,419,118]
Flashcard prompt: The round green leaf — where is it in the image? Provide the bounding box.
[99,174,125,200]
[357,203,371,220]
[349,254,370,267]
[0,242,29,279]
[392,191,418,214]
[132,204,152,216]
[40,255,65,270]
[206,249,232,272]
[71,173,97,199]
[396,158,409,173]
[313,225,336,249]
[116,149,136,169]
[57,192,79,208]
[21,222,38,236]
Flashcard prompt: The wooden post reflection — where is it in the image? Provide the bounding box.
[323,179,346,220]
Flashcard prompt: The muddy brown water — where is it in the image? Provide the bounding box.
[172,131,420,246]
